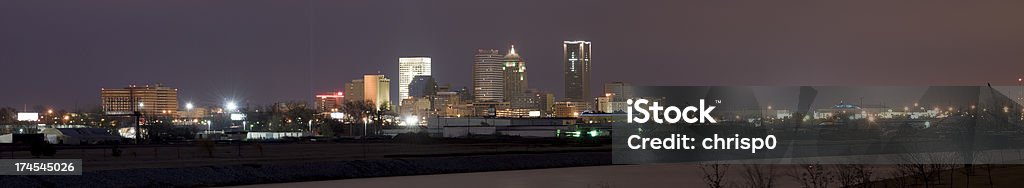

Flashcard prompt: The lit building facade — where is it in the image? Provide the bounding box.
[603,82,632,101]
[553,101,590,118]
[433,91,467,117]
[473,49,504,102]
[398,57,431,103]
[504,89,554,116]
[595,94,627,113]
[400,97,433,120]
[503,45,528,104]
[314,92,345,112]
[101,84,178,116]
[363,74,391,110]
[599,82,631,113]
[563,41,592,102]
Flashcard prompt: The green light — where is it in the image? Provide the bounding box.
[588,130,599,137]
[566,131,581,137]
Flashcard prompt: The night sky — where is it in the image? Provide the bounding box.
[3,0,1024,110]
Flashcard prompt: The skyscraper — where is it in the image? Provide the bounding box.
[345,79,364,103]
[363,74,391,110]
[503,45,528,104]
[473,49,504,102]
[398,57,431,103]
[564,41,592,102]
[407,75,438,98]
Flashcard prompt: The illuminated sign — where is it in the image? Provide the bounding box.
[230,113,246,121]
[528,111,541,117]
[329,112,344,119]
[17,113,39,121]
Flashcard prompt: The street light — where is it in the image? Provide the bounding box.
[404,115,419,126]
[186,102,194,111]
[362,117,368,137]
[225,101,237,112]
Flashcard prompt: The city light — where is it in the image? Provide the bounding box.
[16,113,38,121]
[186,102,194,110]
[230,113,246,121]
[225,101,238,111]
[404,115,419,126]
[330,112,344,119]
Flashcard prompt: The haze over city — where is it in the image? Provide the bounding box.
[6,1,1024,187]
[4,0,1024,109]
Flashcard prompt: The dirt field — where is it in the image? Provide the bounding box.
[0,141,609,171]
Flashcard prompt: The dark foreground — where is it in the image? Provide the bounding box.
[1,151,611,187]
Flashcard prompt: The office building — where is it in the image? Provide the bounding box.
[433,91,465,117]
[101,84,178,116]
[501,89,554,117]
[503,45,528,104]
[599,82,631,113]
[363,74,391,110]
[564,41,592,102]
[473,49,504,102]
[398,57,431,103]
[603,82,632,101]
[553,101,590,118]
[345,79,364,103]
[595,93,627,113]
[408,75,438,98]
[314,92,344,112]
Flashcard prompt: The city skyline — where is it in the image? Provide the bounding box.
[6,1,1024,110]
[5,2,1024,187]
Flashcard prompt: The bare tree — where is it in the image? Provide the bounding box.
[894,153,943,188]
[699,163,730,188]
[834,164,873,188]
[888,169,912,188]
[789,163,832,188]
[740,164,776,188]
[976,152,997,188]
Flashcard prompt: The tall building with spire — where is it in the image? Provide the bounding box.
[473,49,504,102]
[563,41,592,102]
[398,57,431,104]
[503,45,528,105]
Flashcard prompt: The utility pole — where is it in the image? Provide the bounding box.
[132,89,141,145]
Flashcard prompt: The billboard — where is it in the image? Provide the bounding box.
[16,113,39,121]
[329,112,344,119]
[230,113,246,121]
